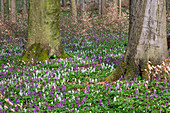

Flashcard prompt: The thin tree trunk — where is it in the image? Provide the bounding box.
[62,0,66,7]
[4,0,6,4]
[166,0,168,13]
[1,0,4,23]
[71,0,78,24]
[23,0,27,18]
[9,0,11,9]
[98,0,101,16]
[8,0,11,21]
[101,0,106,17]
[118,0,121,18]
[77,0,79,4]
[19,0,22,11]
[11,0,16,23]
[113,0,118,17]
[81,0,86,22]
[105,0,168,83]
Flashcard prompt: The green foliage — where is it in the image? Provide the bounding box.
[0,3,169,112]
[49,54,56,59]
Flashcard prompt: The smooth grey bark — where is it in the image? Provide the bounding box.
[1,0,4,23]
[118,0,121,17]
[4,0,6,4]
[71,0,78,24]
[7,0,11,21]
[62,0,66,7]
[8,0,11,9]
[166,0,168,12]
[101,0,106,17]
[11,0,16,23]
[98,0,101,15]
[105,0,168,83]
[81,0,86,22]
[113,0,118,17]
[22,0,27,17]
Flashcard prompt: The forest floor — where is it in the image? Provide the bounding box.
[0,4,170,112]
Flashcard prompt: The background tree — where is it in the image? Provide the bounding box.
[105,0,168,83]
[22,0,27,18]
[113,0,118,17]
[81,0,86,22]
[61,0,66,7]
[19,0,22,10]
[19,0,71,65]
[8,0,11,10]
[11,0,16,23]
[1,0,4,23]
[71,0,78,24]
[76,0,79,4]
[166,0,168,12]
[118,0,121,18]
[101,0,106,17]
[98,0,101,16]
[4,0,6,4]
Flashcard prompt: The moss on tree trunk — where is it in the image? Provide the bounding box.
[19,43,71,65]
[104,59,149,83]
[104,0,168,83]
[19,0,72,66]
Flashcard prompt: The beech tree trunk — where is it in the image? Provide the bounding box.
[105,0,168,83]
[8,0,11,10]
[71,0,78,24]
[101,0,106,17]
[98,0,101,16]
[4,0,6,4]
[11,0,16,23]
[81,0,86,22]
[62,0,66,7]
[19,0,71,65]
[118,0,121,18]
[22,0,27,18]
[1,0,4,23]
[113,0,118,17]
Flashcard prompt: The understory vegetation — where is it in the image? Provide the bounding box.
[0,3,170,113]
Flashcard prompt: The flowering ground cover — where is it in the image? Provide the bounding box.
[0,4,170,112]
[0,33,170,113]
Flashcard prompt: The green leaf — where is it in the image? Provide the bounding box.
[49,54,56,59]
